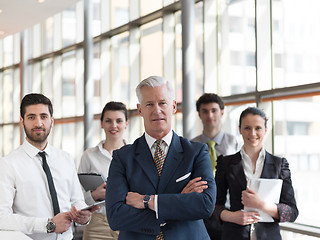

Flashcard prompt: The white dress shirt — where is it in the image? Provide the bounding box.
[78,140,112,215]
[240,146,266,182]
[0,140,87,240]
[144,130,173,219]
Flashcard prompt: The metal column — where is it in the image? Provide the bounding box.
[181,0,196,139]
[83,0,94,150]
[20,30,28,144]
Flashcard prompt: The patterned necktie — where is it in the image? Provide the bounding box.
[154,140,165,176]
[207,140,217,176]
[39,152,60,216]
[153,140,165,240]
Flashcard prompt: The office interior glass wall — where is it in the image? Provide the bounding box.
[0,0,320,237]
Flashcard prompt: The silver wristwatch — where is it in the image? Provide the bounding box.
[143,195,151,209]
[46,218,56,233]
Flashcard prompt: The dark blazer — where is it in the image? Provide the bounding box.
[214,151,298,240]
[106,131,216,240]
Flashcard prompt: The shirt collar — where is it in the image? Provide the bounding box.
[22,139,52,159]
[97,140,110,157]
[240,146,266,180]
[240,146,266,160]
[145,130,173,150]
[201,129,224,145]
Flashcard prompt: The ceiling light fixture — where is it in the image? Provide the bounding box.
[37,0,45,3]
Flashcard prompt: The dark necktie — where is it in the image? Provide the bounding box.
[38,151,60,216]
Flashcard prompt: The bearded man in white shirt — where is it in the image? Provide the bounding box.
[0,93,98,240]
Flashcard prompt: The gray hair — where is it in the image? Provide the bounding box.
[136,76,175,103]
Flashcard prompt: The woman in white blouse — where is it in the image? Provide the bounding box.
[213,107,298,240]
[78,101,129,240]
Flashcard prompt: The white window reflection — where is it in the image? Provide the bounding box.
[218,0,256,96]
[274,97,320,227]
[272,0,320,87]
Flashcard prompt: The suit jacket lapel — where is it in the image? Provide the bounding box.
[135,135,159,190]
[230,152,247,190]
[261,151,277,179]
[157,132,183,193]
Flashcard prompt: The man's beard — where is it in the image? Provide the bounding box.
[24,125,51,144]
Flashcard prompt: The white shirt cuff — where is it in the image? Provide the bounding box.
[34,218,48,233]
[154,194,159,219]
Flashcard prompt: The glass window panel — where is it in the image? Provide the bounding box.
[3,70,13,123]
[281,230,320,240]
[111,32,129,104]
[61,122,76,160]
[52,123,62,149]
[62,7,76,47]
[3,35,13,67]
[0,72,3,123]
[164,0,176,7]
[42,59,54,100]
[111,0,129,29]
[0,127,3,157]
[27,27,33,60]
[32,24,41,58]
[74,121,84,167]
[32,62,41,93]
[92,118,103,147]
[93,43,101,114]
[3,125,14,156]
[218,0,256,95]
[128,115,142,144]
[273,97,320,227]
[75,1,84,43]
[43,17,54,54]
[272,0,320,88]
[62,52,76,117]
[175,11,182,103]
[174,112,183,137]
[195,2,204,97]
[13,69,20,122]
[93,0,102,36]
[0,39,3,68]
[141,19,163,79]
[12,125,20,154]
[53,56,62,118]
[53,13,62,51]
[75,49,84,116]
[140,0,162,16]
[13,33,20,64]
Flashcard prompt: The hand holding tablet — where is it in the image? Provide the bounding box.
[81,200,105,211]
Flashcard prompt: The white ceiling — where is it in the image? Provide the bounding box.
[0,0,80,39]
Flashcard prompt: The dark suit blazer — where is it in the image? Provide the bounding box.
[106,131,216,240]
[214,151,298,240]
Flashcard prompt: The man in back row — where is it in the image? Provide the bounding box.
[192,93,241,240]
[0,93,98,240]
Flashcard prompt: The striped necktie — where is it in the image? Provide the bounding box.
[154,140,165,176]
[153,140,165,240]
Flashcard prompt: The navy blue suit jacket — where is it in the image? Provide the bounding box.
[214,151,298,240]
[106,131,216,240]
